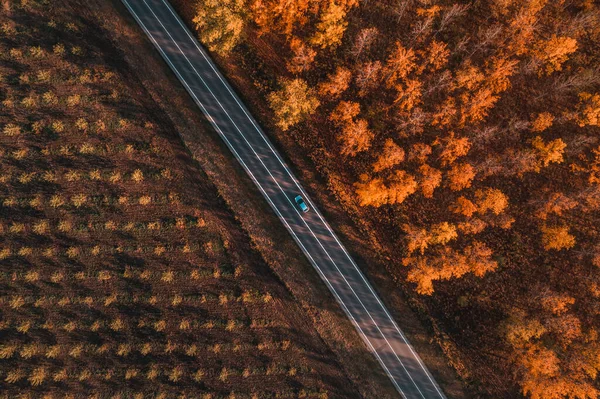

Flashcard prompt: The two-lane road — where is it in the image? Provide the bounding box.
[120,1,448,397]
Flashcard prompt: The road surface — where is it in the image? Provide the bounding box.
[120,1,448,398]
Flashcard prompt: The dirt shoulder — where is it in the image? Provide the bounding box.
[88,0,400,398]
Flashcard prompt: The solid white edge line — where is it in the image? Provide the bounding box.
[120,1,407,398]
[158,2,446,397]
[140,3,429,397]
[139,3,424,397]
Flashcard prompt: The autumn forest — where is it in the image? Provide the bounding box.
[184,0,600,397]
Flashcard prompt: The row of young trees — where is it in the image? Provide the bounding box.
[0,340,292,360]
[0,168,175,184]
[1,291,273,309]
[1,366,313,394]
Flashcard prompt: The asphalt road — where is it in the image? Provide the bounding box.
[120,1,448,397]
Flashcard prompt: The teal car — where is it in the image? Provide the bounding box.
[295,195,309,213]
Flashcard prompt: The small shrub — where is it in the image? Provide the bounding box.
[193,369,205,382]
[10,296,25,309]
[161,270,173,282]
[9,48,23,60]
[46,345,61,359]
[29,46,45,58]
[50,195,64,208]
[0,22,17,36]
[53,368,68,382]
[9,222,25,233]
[131,169,144,182]
[109,171,121,183]
[69,344,83,358]
[125,368,138,380]
[51,120,64,133]
[42,91,58,106]
[71,194,87,207]
[79,143,94,154]
[65,171,81,182]
[18,247,33,256]
[78,369,91,381]
[75,118,88,131]
[17,321,31,333]
[58,220,72,232]
[24,270,39,282]
[5,369,24,383]
[53,43,65,56]
[153,320,166,332]
[48,271,64,284]
[140,343,152,355]
[19,73,31,85]
[3,124,21,136]
[110,318,124,331]
[147,366,159,381]
[67,94,81,107]
[63,321,76,332]
[219,367,229,382]
[21,95,37,108]
[0,344,17,359]
[179,319,191,330]
[37,70,51,83]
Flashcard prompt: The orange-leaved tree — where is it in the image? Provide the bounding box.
[417,164,442,198]
[531,136,566,168]
[435,131,471,166]
[329,100,360,125]
[250,0,314,36]
[355,170,416,206]
[446,162,476,191]
[338,118,374,156]
[330,101,373,156]
[575,92,600,127]
[531,112,554,132]
[386,170,419,205]
[475,188,509,215]
[286,37,317,74]
[385,41,416,86]
[403,241,497,295]
[504,303,600,399]
[372,138,405,172]
[449,196,478,217]
[534,35,578,75]
[318,66,352,98]
[459,88,499,125]
[425,40,449,72]
[311,1,350,49]
[540,224,576,251]
[193,0,247,55]
[268,78,320,131]
[354,174,388,207]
